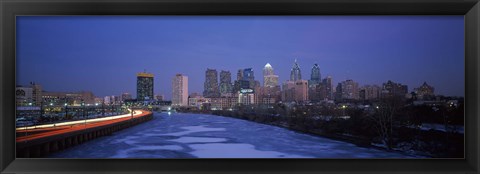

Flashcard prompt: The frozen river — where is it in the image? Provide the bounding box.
[49,112,413,158]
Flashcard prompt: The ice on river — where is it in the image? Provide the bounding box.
[160,125,226,136]
[189,143,312,158]
[48,112,416,158]
[169,137,228,143]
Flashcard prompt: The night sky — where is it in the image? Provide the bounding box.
[16,16,464,99]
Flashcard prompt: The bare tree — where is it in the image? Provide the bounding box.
[368,96,404,149]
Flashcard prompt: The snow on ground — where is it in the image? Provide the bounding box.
[48,112,417,158]
[420,123,464,134]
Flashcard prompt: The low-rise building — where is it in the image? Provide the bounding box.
[42,91,95,106]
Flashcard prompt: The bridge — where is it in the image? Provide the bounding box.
[16,110,153,158]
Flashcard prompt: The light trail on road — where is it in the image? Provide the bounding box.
[16,110,143,131]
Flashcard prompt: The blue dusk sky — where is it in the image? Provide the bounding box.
[16,16,464,99]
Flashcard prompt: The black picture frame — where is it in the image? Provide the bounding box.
[1,0,479,173]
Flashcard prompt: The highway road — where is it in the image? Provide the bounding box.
[16,110,144,131]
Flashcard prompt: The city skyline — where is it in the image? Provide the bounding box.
[17,16,464,99]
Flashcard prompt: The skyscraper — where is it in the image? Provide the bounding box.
[336,79,359,100]
[241,68,258,89]
[335,83,343,101]
[172,74,188,106]
[294,80,309,102]
[263,63,279,88]
[233,69,243,93]
[290,59,302,81]
[243,68,255,81]
[282,81,296,102]
[237,69,243,81]
[307,64,321,102]
[309,63,321,86]
[263,63,274,76]
[323,76,334,100]
[137,72,154,101]
[203,69,220,98]
[219,70,233,97]
[257,63,281,104]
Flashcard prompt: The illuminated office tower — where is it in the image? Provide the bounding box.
[290,59,302,81]
[322,76,334,100]
[263,63,274,76]
[263,63,279,88]
[172,74,188,106]
[203,69,220,98]
[237,69,243,80]
[243,68,254,81]
[309,63,321,86]
[219,70,233,97]
[137,71,154,101]
[244,68,260,89]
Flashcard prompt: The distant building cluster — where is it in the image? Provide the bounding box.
[16,59,455,112]
[186,60,336,110]
[191,62,282,110]
[16,82,96,107]
[180,59,449,111]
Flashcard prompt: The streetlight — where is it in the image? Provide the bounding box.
[82,101,86,128]
[64,103,68,119]
[94,103,99,118]
[342,105,346,116]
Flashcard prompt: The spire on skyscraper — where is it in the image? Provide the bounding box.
[290,59,302,81]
